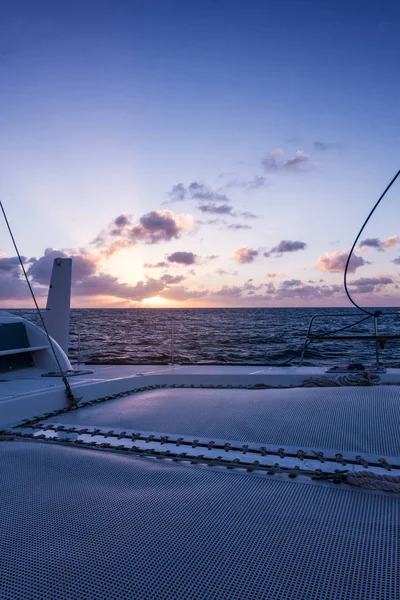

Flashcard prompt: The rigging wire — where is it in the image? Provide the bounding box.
[309,314,372,339]
[0,201,78,407]
[344,169,400,316]
[279,169,400,366]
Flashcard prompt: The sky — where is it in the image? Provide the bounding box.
[0,0,400,308]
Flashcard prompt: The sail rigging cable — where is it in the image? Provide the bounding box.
[344,169,400,315]
[280,169,400,366]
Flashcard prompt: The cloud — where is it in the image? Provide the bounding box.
[26,248,169,302]
[0,247,184,304]
[188,182,230,203]
[0,275,35,300]
[234,247,259,264]
[280,279,302,288]
[210,278,344,302]
[28,248,99,286]
[93,210,193,257]
[0,256,38,300]
[239,211,258,219]
[195,218,227,226]
[243,279,263,292]
[136,211,192,243]
[347,276,393,294]
[262,148,314,173]
[269,240,307,254]
[208,275,396,304]
[392,257,400,265]
[166,181,231,204]
[267,273,285,278]
[73,274,166,301]
[224,176,268,191]
[316,251,369,273]
[167,183,187,202]
[213,285,244,297]
[216,269,238,276]
[284,151,310,170]
[314,141,342,151]
[275,282,343,299]
[359,236,399,252]
[261,148,283,171]
[159,286,209,301]
[205,255,219,260]
[359,237,383,251]
[197,204,258,219]
[265,282,277,294]
[383,236,400,249]
[227,224,252,230]
[159,274,186,285]
[143,261,169,269]
[113,214,132,228]
[0,255,28,276]
[167,251,197,265]
[198,203,233,215]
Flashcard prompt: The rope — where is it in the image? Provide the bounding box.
[301,372,381,387]
[336,371,381,386]
[347,471,400,493]
[344,169,400,316]
[0,201,78,407]
[302,376,340,387]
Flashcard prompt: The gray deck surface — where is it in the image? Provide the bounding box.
[1,441,399,600]
[46,386,400,455]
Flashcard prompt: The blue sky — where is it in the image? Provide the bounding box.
[0,0,399,307]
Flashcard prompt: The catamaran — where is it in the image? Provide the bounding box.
[1,253,399,599]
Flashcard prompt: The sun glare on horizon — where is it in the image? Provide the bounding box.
[141,296,173,307]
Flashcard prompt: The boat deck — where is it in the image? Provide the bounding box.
[1,440,399,600]
[40,385,400,457]
[2,363,400,403]
[1,365,400,599]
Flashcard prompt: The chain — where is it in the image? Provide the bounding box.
[3,419,398,474]
[0,427,351,484]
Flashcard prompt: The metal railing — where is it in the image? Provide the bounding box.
[299,312,400,370]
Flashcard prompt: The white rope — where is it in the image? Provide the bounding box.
[302,376,340,387]
[301,372,381,388]
[347,470,400,493]
[336,372,381,386]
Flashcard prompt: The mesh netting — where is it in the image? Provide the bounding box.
[1,441,399,600]
[45,386,400,455]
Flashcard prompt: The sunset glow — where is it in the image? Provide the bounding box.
[0,1,399,309]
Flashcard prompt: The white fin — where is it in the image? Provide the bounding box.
[43,258,72,356]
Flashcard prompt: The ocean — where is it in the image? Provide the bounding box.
[8,307,400,368]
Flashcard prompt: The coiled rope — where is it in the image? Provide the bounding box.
[301,372,381,387]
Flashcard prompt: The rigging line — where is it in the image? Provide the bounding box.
[0,201,78,407]
[309,314,372,338]
[344,169,400,316]
[278,314,373,366]
[294,170,400,366]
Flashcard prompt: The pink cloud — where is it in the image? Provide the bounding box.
[315,251,369,274]
[234,247,259,264]
[382,236,399,249]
